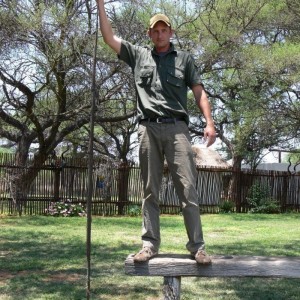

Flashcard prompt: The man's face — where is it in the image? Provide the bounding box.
[148,21,173,52]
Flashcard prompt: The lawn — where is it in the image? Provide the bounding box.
[0,213,299,300]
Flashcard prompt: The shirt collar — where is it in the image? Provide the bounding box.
[152,42,177,56]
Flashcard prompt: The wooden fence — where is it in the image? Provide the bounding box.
[0,154,299,215]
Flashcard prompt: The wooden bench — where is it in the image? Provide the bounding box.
[124,254,300,300]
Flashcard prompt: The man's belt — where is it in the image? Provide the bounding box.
[139,117,185,124]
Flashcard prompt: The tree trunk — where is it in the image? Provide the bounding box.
[9,169,29,216]
[10,148,49,216]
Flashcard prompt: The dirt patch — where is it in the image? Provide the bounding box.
[0,251,11,258]
[0,271,16,287]
[43,272,83,283]
[0,270,83,284]
[0,271,15,281]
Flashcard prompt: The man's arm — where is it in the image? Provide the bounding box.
[96,0,122,54]
[192,84,216,147]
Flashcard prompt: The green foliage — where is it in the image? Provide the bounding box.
[246,182,280,214]
[127,204,142,217]
[189,0,300,169]
[45,200,86,217]
[285,152,300,164]
[219,200,235,213]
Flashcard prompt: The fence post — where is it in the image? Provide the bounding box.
[117,162,130,215]
[53,169,60,200]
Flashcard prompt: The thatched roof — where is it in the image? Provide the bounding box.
[192,145,230,169]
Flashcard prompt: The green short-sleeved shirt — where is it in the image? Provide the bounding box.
[119,40,202,124]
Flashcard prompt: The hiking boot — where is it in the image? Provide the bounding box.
[192,249,212,265]
[133,247,158,262]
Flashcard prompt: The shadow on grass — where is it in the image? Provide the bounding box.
[1,270,87,300]
[1,215,299,300]
[184,277,300,300]
[209,239,300,257]
[0,227,87,299]
[0,232,86,271]
[91,278,162,300]
[0,222,154,300]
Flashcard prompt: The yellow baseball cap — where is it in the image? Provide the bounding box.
[149,14,171,28]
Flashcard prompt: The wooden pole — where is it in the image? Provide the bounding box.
[86,7,99,300]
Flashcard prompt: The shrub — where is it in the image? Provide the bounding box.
[127,204,141,217]
[219,200,235,213]
[45,200,86,217]
[251,198,281,214]
[246,182,280,214]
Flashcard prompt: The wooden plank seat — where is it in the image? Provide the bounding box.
[125,254,300,299]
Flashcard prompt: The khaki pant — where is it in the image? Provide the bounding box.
[138,120,205,253]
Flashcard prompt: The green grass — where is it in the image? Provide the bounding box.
[0,213,299,299]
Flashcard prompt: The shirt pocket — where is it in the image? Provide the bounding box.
[166,67,185,87]
[136,66,154,86]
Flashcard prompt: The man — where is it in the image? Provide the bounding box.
[96,0,216,264]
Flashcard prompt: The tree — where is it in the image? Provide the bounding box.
[59,1,147,163]
[185,0,300,170]
[183,0,300,210]
[1,0,300,215]
[0,0,133,214]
